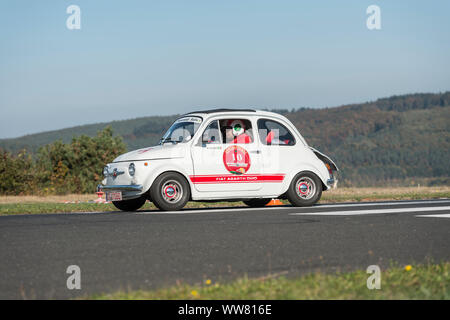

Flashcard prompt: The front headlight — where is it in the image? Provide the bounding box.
[128,163,136,176]
[103,165,109,177]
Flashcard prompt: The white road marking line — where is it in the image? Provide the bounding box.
[134,201,450,215]
[136,206,291,215]
[137,212,185,215]
[311,199,450,209]
[135,205,298,215]
[416,213,450,218]
[2,200,448,218]
[289,206,450,216]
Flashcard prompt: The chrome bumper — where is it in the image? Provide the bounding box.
[327,178,338,189]
[97,184,143,192]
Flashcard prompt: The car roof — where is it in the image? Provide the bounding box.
[182,108,306,145]
[185,108,279,118]
[186,108,256,115]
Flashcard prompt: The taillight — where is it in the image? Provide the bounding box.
[325,163,333,176]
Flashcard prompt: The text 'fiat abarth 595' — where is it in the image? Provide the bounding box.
[99,109,338,211]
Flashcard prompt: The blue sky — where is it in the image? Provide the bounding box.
[1,0,449,138]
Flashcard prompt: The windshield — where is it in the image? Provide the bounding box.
[160,116,202,144]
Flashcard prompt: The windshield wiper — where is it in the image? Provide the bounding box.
[159,137,181,145]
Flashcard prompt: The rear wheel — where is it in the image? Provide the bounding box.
[243,199,271,207]
[150,172,190,211]
[112,196,147,212]
[287,171,322,207]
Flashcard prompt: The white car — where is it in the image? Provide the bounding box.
[99,109,338,211]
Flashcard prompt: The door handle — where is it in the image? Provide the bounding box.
[204,145,221,150]
[250,150,261,154]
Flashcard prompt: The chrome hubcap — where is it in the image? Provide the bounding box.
[295,177,316,200]
[161,180,183,203]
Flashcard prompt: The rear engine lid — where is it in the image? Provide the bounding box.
[309,147,339,171]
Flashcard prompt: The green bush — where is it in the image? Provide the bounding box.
[0,149,36,195]
[0,127,126,195]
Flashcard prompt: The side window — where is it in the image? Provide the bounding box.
[219,119,253,144]
[257,119,295,146]
[202,120,222,144]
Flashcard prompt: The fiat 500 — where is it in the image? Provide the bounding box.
[99,109,338,211]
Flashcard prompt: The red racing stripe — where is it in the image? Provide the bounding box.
[189,174,285,184]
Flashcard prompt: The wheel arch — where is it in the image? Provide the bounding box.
[147,169,193,200]
[293,169,327,191]
[280,165,328,197]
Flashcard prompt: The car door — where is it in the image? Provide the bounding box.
[190,117,263,193]
[256,118,298,191]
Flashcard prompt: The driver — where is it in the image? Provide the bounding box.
[224,120,252,144]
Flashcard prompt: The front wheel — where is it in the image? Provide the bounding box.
[150,172,190,211]
[112,196,147,212]
[243,199,271,207]
[287,172,322,207]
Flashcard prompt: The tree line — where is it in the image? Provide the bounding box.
[0,127,126,195]
[1,92,449,194]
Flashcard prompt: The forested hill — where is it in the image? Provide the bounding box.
[289,92,450,186]
[1,92,449,186]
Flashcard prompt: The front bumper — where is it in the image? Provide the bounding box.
[97,184,144,200]
[98,184,143,192]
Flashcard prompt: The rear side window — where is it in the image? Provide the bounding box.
[257,119,295,146]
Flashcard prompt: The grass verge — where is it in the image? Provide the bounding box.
[0,186,448,215]
[320,186,450,203]
[90,262,450,300]
[0,201,236,215]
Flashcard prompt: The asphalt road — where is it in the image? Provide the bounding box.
[0,199,449,299]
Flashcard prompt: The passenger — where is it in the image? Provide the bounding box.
[224,121,252,144]
[224,126,235,143]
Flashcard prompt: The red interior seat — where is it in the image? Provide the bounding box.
[266,131,275,144]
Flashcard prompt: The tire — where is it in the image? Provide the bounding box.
[112,196,147,212]
[150,172,190,211]
[287,171,322,207]
[243,199,271,207]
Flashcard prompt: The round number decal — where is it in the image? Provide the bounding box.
[223,145,251,174]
